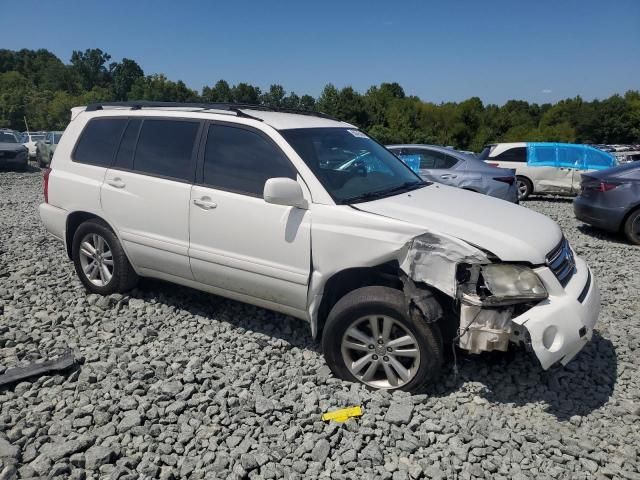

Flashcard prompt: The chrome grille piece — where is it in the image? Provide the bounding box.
[546,237,576,287]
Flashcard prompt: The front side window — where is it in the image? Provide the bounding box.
[557,146,584,168]
[73,119,127,166]
[53,133,62,144]
[203,124,296,196]
[585,148,615,169]
[133,119,199,181]
[281,128,425,204]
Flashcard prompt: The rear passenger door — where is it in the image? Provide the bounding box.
[101,117,202,279]
[188,122,311,312]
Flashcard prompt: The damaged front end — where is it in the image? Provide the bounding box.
[399,233,547,357]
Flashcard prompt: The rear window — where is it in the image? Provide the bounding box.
[133,119,199,181]
[0,132,18,143]
[74,119,127,167]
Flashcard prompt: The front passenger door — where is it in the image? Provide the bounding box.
[189,122,311,312]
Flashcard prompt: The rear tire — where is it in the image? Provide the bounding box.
[322,286,443,392]
[72,219,138,295]
[624,209,640,245]
[516,176,533,200]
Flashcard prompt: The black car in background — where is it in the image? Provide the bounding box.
[574,162,640,244]
[0,129,29,171]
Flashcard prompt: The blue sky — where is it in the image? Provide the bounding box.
[1,0,638,105]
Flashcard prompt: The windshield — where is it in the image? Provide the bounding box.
[53,133,62,144]
[281,128,426,204]
[0,132,18,143]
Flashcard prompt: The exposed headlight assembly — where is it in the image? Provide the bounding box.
[475,264,547,306]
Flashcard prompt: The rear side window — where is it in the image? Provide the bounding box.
[133,119,199,181]
[113,119,141,170]
[493,147,527,162]
[202,124,296,196]
[403,149,458,169]
[73,118,127,166]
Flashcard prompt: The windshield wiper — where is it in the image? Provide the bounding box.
[342,181,426,204]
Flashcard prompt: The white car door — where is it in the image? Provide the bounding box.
[188,122,311,312]
[101,117,202,279]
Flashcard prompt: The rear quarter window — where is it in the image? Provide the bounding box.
[73,118,128,167]
[493,147,527,162]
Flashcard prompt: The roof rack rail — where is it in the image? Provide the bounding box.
[83,101,339,122]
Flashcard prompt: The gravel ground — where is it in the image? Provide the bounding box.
[1,168,638,480]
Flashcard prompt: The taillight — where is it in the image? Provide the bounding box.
[493,176,515,185]
[596,181,618,192]
[43,168,51,203]
[487,162,499,167]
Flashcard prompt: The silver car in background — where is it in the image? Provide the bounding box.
[387,144,519,203]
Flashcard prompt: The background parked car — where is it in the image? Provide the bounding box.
[574,162,640,244]
[21,131,46,159]
[36,130,63,167]
[479,142,617,200]
[387,144,518,203]
[0,129,29,170]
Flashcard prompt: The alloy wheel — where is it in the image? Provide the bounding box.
[341,315,420,389]
[517,180,528,198]
[78,233,114,287]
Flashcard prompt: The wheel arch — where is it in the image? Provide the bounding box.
[313,261,457,341]
[65,211,123,260]
[620,203,640,233]
[314,262,402,338]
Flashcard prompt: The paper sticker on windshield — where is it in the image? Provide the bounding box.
[348,129,368,138]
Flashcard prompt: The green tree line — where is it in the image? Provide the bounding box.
[1,48,638,151]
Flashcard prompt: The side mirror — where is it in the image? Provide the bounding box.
[45,140,51,145]
[264,178,307,209]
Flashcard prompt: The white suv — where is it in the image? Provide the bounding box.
[39,102,600,392]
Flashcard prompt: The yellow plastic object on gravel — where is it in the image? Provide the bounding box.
[321,406,363,423]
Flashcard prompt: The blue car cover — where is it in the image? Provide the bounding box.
[527,143,616,170]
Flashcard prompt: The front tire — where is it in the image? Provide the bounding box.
[72,219,138,295]
[516,176,533,200]
[624,209,640,245]
[322,286,443,392]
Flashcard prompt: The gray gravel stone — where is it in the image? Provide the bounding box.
[84,446,115,469]
[116,412,142,433]
[385,402,414,425]
[311,439,330,463]
[1,172,638,479]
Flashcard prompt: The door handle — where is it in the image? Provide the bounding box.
[440,174,457,179]
[107,178,126,188]
[193,198,217,210]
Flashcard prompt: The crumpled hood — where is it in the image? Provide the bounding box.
[355,183,562,264]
